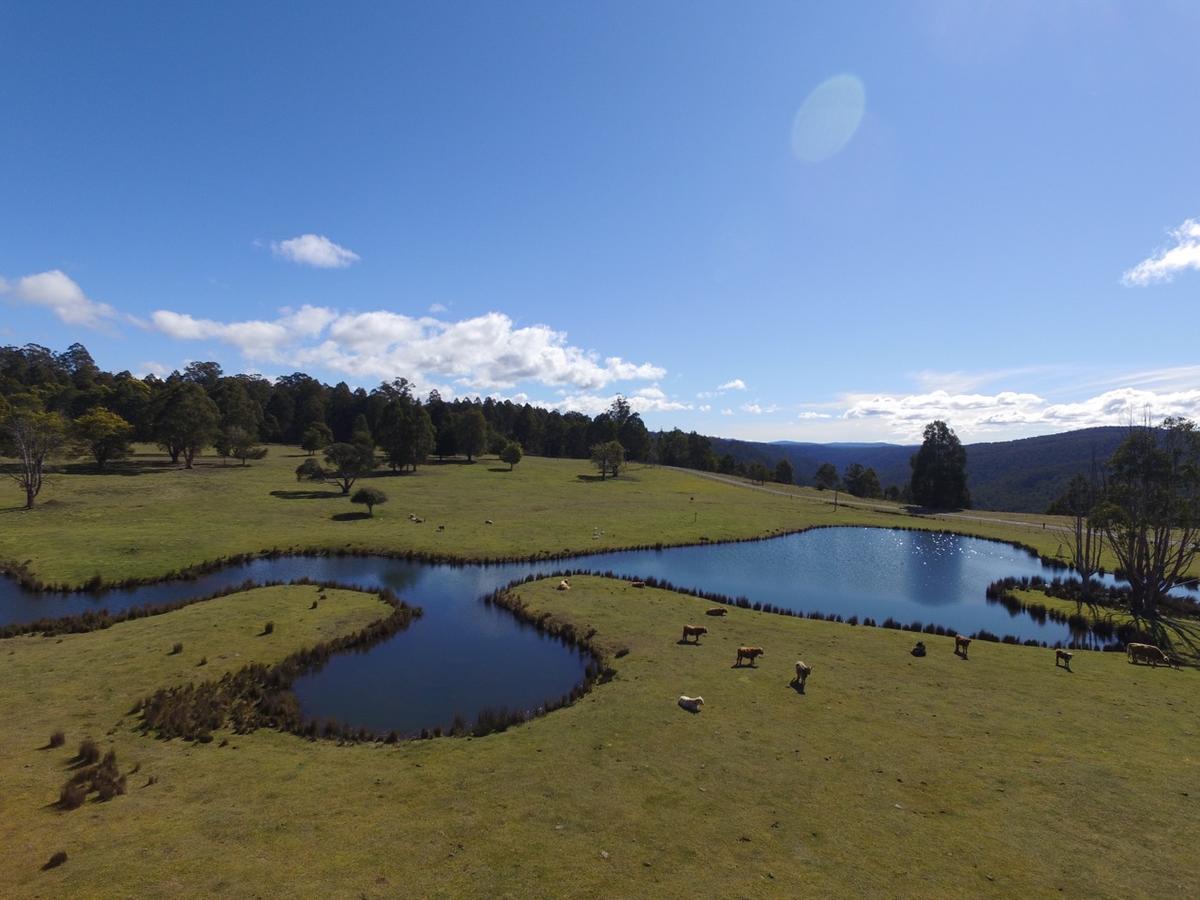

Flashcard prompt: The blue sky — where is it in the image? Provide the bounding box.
[2,1,1198,443]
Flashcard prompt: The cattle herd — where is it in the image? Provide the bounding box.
[671,603,1176,714]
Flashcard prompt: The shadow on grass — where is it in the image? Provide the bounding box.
[789,680,808,695]
[331,511,371,522]
[269,490,344,500]
[676,639,703,646]
[488,467,512,473]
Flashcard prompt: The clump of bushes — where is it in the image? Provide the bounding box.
[41,851,68,871]
[170,642,183,655]
[75,739,100,766]
[262,621,274,635]
[58,748,126,810]
[48,730,65,749]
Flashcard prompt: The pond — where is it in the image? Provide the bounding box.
[0,527,1099,735]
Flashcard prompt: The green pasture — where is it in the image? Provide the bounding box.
[1,445,1094,587]
[1,576,1196,897]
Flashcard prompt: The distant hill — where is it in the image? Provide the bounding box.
[710,426,1129,513]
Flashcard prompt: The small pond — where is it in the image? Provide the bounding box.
[0,527,1121,735]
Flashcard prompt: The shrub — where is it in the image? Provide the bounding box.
[42,851,68,871]
[197,656,207,666]
[58,782,86,810]
[170,642,183,655]
[262,621,274,635]
[75,739,100,765]
[49,730,65,749]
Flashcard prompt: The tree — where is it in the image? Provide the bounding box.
[590,440,625,480]
[775,458,794,485]
[296,442,377,494]
[1,408,66,508]
[1092,418,1200,617]
[747,462,770,485]
[813,462,839,491]
[455,408,487,461]
[215,425,268,466]
[1050,468,1105,600]
[844,463,882,499]
[351,413,373,448]
[153,382,219,468]
[500,442,523,471]
[909,420,970,509]
[351,486,388,516]
[377,399,435,472]
[70,407,133,470]
[301,423,333,456]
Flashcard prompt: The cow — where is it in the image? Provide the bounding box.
[681,624,708,644]
[678,695,704,713]
[954,635,971,659]
[793,661,813,693]
[1126,642,1171,667]
[1055,649,1073,670]
[735,646,765,667]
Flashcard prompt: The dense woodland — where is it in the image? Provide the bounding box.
[0,342,722,473]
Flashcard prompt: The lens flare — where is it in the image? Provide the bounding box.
[791,74,866,163]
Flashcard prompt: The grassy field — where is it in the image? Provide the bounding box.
[1,445,1100,588]
[1,575,1196,897]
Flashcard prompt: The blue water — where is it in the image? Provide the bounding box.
[0,528,1112,734]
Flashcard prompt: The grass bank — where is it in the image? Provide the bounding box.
[2,575,1196,896]
[2,446,1092,588]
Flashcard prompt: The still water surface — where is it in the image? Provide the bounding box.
[0,528,1092,734]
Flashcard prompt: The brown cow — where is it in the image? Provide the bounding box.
[1055,649,1073,670]
[735,646,765,667]
[793,661,813,693]
[681,624,708,644]
[954,635,971,659]
[705,607,728,617]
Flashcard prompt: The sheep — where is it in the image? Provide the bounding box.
[954,635,971,659]
[678,695,704,714]
[1055,649,1073,670]
[735,646,765,667]
[556,579,571,591]
[1126,642,1171,667]
[705,607,728,617]
[793,661,813,693]
[681,624,708,644]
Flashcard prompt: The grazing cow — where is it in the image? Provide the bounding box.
[436,524,445,532]
[557,579,571,591]
[1055,649,1073,670]
[630,581,646,588]
[705,607,728,617]
[735,646,765,667]
[954,635,971,659]
[911,641,926,658]
[678,695,704,713]
[681,624,708,643]
[793,661,813,693]
[484,519,494,525]
[1126,642,1171,667]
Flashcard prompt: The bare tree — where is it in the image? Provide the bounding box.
[1093,417,1200,617]
[1059,459,1105,602]
[2,410,66,509]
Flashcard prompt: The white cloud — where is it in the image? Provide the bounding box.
[721,408,734,416]
[1122,218,1200,285]
[840,387,1200,441]
[699,378,749,399]
[151,305,666,394]
[429,302,449,314]
[271,234,361,269]
[699,404,712,412]
[0,270,119,329]
[138,361,170,378]
[741,402,780,415]
[797,411,831,420]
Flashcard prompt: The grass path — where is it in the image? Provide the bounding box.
[2,576,1197,896]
